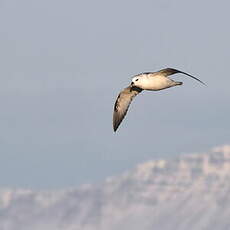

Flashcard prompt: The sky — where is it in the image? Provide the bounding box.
[0,0,229,189]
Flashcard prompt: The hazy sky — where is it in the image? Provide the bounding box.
[0,0,229,188]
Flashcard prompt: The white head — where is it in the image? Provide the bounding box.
[131,75,145,88]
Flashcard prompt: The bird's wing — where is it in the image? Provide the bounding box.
[113,86,143,132]
[155,68,206,85]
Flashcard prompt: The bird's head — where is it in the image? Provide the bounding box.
[131,76,142,88]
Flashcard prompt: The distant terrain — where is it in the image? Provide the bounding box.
[1,145,230,230]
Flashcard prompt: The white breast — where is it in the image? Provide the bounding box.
[140,75,173,91]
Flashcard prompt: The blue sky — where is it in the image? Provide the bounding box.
[0,0,229,188]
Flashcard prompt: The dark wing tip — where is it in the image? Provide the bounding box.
[113,122,118,132]
[113,112,120,132]
[164,68,207,86]
[113,106,127,132]
[113,96,121,132]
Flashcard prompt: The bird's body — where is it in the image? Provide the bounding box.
[113,68,206,132]
[132,73,182,91]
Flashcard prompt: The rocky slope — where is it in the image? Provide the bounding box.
[1,145,230,230]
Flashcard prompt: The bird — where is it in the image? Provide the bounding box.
[113,68,206,132]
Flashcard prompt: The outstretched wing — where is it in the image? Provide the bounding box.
[156,68,206,85]
[113,86,143,132]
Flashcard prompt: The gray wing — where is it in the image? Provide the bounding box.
[156,68,206,85]
[113,86,143,132]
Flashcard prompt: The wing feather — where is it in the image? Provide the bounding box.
[113,86,142,132]
[156,68,206,85]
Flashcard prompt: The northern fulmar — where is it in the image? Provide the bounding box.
[113,68,206,132]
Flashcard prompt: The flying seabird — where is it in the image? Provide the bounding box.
[113,68,206,132]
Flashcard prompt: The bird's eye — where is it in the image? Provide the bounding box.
[135,79,139,81]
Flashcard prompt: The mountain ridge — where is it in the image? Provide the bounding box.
[1,145,230,230]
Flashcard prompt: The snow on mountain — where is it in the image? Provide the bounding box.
[1,145,230,230]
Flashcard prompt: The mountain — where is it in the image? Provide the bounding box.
[1,145,230,230]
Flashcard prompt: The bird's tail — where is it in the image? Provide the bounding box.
[175,81,183,86]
